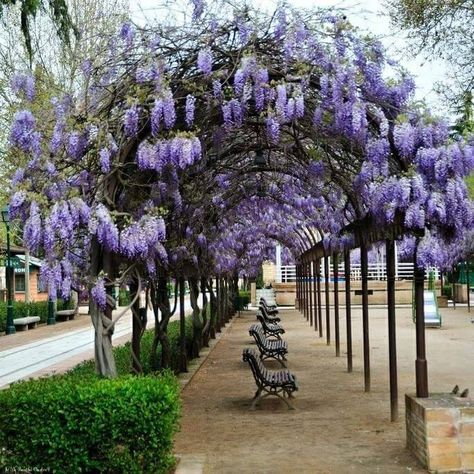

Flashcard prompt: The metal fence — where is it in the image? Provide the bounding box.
[277,263,439,283]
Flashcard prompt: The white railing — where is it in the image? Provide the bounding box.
[278,263,440,282]
[277,265,297,283]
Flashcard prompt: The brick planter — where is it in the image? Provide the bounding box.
[406,393,474,472]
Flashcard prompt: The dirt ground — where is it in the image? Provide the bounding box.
[174,305,474,473]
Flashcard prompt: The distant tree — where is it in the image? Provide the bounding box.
[452,92,474,199]
[0,0,77,60]
[386,0,474,110]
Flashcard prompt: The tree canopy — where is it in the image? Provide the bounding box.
[0,0,76,59]
[387,0,474,110]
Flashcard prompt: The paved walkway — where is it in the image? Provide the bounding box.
[0,294,203,388]
[174,305,474,473]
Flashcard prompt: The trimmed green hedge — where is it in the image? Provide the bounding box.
[0,299,73,333]
[118,288,131,306]
[70,316,194,377]
[0,373,180,473]
[235,291,250,310]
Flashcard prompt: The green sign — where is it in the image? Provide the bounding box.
[0,256,23,269]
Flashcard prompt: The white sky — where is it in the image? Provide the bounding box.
[130,0,449,115]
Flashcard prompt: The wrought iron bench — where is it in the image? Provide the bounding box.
[256,313,285,340]
[260,298,279,315]
[249,323,288,367]
[242,348,298,410]
[259,305,281,323]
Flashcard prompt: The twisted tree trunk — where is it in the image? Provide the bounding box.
[189,277,202,359]
[201,277,210,347]
[90,239,117,378]
[150,275,176,371]
[207,278,217,339]
[130,278,145,374]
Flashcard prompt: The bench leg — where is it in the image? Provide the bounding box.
[250,388,263,410]
[253,387,262,400]
[255,391,295,410]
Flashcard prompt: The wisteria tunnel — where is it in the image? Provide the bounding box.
[4,1,474,469]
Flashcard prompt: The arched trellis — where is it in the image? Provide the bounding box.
[7,2,473,393]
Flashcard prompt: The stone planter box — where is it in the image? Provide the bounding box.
[437,295,448,308]
[454,283,468,303]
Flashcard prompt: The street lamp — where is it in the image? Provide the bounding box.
[253,149,267,167]
[2,205,15,335]
[47,293,56,325]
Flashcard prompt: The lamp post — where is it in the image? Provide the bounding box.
[2,206,15,335]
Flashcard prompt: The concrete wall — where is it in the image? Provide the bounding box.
[262,262,276,285]
[275,280,441,306]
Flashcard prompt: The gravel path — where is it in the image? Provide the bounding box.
[175,305,474,473]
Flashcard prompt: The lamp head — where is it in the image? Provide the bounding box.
[1,205,9,224]
[253,149,267,167]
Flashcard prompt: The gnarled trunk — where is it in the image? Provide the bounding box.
[130,278,145,374]
[189,276,202,358]
[207,278,217,339]
[201,277,210,347]
[150,275,176,371]
[91,300,117,378]
[90,239,117,378]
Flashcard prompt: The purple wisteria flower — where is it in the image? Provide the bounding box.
[88,204,119,251]
[10,110,40,154]
[185,95,196,128]
[236,16,251,44]
[120,22,135,47]
[212,80,222,100]
[136,142,156,170]
[11,73,35,101]
[120,215,165,258]
[266,116,280,144]
[12,168,25,185]
[197,48,213,75]
[81,59,92,77]
[286,98,295,120]
[313,107,323,127]
[191,0,205,20]
[124,105,139,137]
[67,131,87,160]
[163,91,176,129]
[23,202,42,253]
[99,148,111,173]
[275,84,287,121]
[274,7,287,40]
[394,122,415,159]
[91,278,107,309]
[295,96,305,118]
[151,99,163,135]
[50,121,65,154]
[234,69,245,96]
